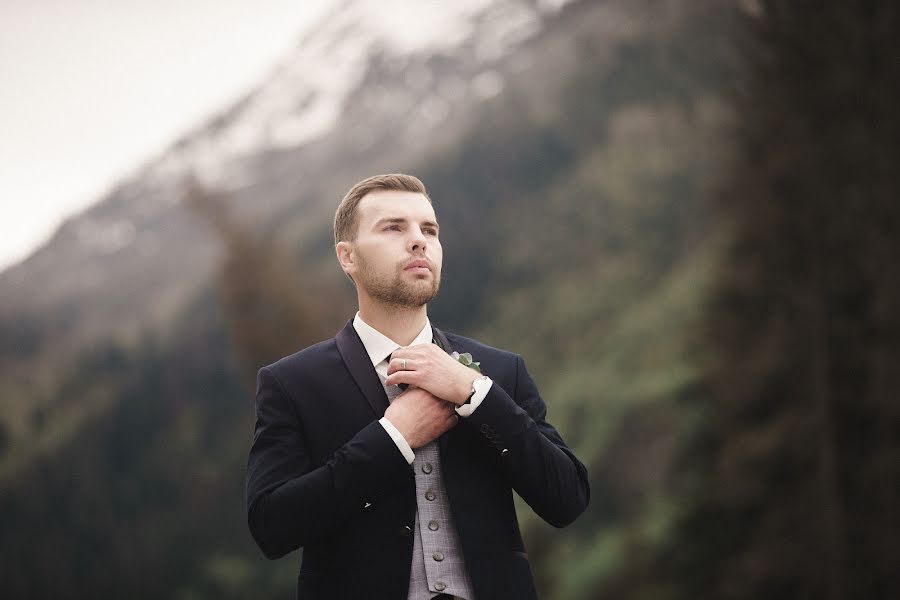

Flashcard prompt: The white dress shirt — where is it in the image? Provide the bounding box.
[353,312,491,464]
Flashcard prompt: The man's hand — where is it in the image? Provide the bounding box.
[386,344,477,406]
[384,387,458,449]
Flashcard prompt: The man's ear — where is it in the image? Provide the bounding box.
[336,241,355,277]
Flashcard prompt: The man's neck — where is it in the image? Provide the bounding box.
[357,300,429,346]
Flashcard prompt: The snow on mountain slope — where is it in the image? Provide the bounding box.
[0,0,573,348]
[154,0,569,186]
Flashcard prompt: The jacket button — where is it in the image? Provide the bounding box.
[480,424,490,433]
[425,491,436,501]
[432,551,445,562]
[434,581,447,591]
[428,520,439,531]
[421,462,433,474]
[400,525,412,537]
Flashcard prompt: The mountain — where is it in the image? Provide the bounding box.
[0,0,557,353]
[0,0,738,598]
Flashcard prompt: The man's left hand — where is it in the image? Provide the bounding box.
[386,344,477,406]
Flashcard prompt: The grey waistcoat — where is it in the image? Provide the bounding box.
[382,379,475,600]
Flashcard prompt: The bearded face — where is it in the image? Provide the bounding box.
[354,249,441,308]
[337,190,444,311]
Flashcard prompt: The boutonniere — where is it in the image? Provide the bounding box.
[451,351,482,373]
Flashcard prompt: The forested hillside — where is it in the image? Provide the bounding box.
[655,3,900,598]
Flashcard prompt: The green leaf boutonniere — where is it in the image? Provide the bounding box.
[451,351,482,374]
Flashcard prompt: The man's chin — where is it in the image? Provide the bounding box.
[406,286,439,307]
[366,281,439,308]
[401,279,440,306]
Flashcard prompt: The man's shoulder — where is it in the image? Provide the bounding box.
[262,336,340,379]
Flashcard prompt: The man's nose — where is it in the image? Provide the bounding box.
[408,230,427,253]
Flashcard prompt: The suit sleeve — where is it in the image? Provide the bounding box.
[463,355,590,527]
[246,366,411,559]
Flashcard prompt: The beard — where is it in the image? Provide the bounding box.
[355,252,440,308]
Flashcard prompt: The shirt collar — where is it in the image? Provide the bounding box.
[352,312,433,367]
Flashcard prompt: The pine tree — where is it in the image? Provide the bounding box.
[185,177,350,386]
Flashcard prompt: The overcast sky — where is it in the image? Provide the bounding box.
[0,0,331,270]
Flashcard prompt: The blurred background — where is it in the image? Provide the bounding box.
[1,0,898,598]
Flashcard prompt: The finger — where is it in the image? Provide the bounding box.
[385,370,418,387]
[388,358,422,373]
[387,357,411,375]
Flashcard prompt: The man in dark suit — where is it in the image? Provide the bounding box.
[246,174,589,599]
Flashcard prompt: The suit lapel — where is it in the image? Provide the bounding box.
[432,326,453,355]
[335,320,390,418]
[431,326,457,454]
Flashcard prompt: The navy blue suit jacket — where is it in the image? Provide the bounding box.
[246,320,589,599]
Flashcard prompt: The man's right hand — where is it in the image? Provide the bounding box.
[384,387,458,449]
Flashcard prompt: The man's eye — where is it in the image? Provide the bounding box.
[385,225,401,231]
[424,229,438,236]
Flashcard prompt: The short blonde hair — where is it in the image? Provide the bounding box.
[334,174,431,243]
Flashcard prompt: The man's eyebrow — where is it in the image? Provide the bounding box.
[374,217,405,225]
[373,217,440,229]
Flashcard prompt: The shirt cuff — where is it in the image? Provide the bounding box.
[379,417,415,464]
[455,376,492,418]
